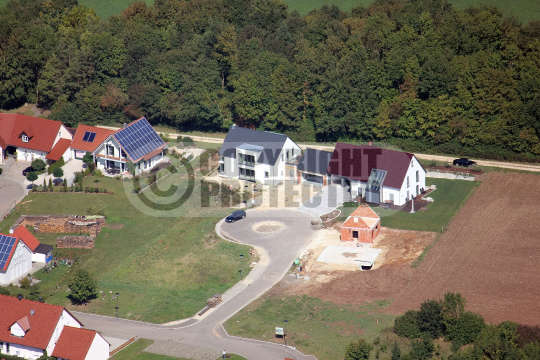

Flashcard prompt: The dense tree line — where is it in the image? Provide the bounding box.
[2,0,540,160]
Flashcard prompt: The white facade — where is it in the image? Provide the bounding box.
[94,136,164,175]
[0,241,33,285]
[222,137,301,185]
[31,253,48,263]
[83,333,110,360]
[15,124,72,162]
[44,310,81,356]
[347,156,425,206]
[0,342,44,359]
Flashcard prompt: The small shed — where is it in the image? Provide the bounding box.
[341,204,380,243]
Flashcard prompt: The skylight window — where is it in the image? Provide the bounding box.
[82,131,97,142]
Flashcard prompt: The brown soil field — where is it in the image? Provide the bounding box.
[386,172,540,325]
[276,173,540,326]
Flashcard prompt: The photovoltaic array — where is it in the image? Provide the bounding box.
[0,235,17,269]
[113,118,165,161]
[82,131,96,142]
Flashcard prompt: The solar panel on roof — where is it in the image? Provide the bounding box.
[113,118,165,161]
[0,235,17,269]
[82,131,97,142]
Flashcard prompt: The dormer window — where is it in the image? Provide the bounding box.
[22,134,29,143]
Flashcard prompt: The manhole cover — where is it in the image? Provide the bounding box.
[252,221,284,233]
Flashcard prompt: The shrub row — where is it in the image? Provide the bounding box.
[47,157,65,175]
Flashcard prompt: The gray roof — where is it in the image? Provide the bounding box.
[219,125,289,166]
[297,148,333,175]
[34,243,53,255]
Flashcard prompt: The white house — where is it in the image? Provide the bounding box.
[52,326,110,360]
[0,295,109,360]
[0,235,33,285]
[70,124,114,161]
[12,225,53,264]
[326,142,426,206]
[218,125,302,185]
[92,117,166,175]
[0,114,73,165]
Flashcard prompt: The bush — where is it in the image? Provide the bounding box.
[89,187,94,192]
[395,310,422,339]
[0,167,3,175]
[32,159,46,171]
[418,299,444,339]
[345,338,373,360]
[516,324,540,348]
[68,269,97,304]
[26,171,38,183]
[0,286,10,295]
[20,277,31,289]
[94,187,99,193]
[183,136,194,146]
[91,169,103,177]
[409,334,434,360]
[445,311,485,347]
[52,167,64,178]
[47,157,64,175]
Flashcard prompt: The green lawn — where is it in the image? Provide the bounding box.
[111,339,247,360]
[1,162,255,323]
[225,294,395,360]
[338,178,478,233]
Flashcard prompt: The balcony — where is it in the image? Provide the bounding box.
[238,160,255,167]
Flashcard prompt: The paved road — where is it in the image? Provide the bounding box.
[74,208,319,360]
[103,126,540,173]
[0,178,25,221]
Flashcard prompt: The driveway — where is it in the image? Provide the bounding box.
[299,184,351,217]
[73,208,319,360]
[0,178,25,221]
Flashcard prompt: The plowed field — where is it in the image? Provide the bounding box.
[301,173,540,326]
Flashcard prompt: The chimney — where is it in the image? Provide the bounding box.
[30,310,34,316]
[123,123,127,128]
[39,297,43,303]
[18,294,23,301]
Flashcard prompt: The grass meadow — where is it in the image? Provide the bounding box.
[0,0,537,23]
[337,178,478,233]
[0,159,255,323]
[225,294,396,360]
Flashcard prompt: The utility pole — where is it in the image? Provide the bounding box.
[115,293,120,319]
[284,320,288,347]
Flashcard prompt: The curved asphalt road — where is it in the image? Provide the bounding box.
[74,208,319,360]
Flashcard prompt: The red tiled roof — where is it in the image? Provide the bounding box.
[342,205,380,229]
[326,143,416,189]
[71,125,115,153]
[0,114,66,152]
[12,225,40,252]
[17,316,31,332]
[349,205,379,219]
[0,294,81,350]
[45,138,72,161]
[52,326,100,360]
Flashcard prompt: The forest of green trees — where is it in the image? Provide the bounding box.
[1,0,540,161]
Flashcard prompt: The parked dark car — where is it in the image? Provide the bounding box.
[22,166,34,176]
[225,210,246,223]
[452,158,476,167]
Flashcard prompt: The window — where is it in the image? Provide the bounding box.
[407,176,410,187]
[239,168,255,181]
[281,171,283,176]
[107,145,115,156]
[282,154,284,161]
[238,153,255,166]
[265,172,269,178]
[22,134,29,143]
[411,161,413,167]
[6,343,9,353]
[286,151,289,159]
[416,170,419,182]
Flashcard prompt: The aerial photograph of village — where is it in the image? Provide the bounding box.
[0,0,540,359]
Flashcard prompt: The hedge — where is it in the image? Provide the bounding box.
[47,157,65,175]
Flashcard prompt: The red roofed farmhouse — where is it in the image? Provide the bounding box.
[341,204,381,243]
[327,142,426,206]
[71,124,114,160]
[0,295,109,360]
[0,114,73,165]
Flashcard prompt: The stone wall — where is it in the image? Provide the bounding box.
[56,236,95,249]
[11,215,105,235]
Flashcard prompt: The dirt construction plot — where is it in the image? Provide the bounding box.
[272,227,436,303]
[385,172,540,325]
